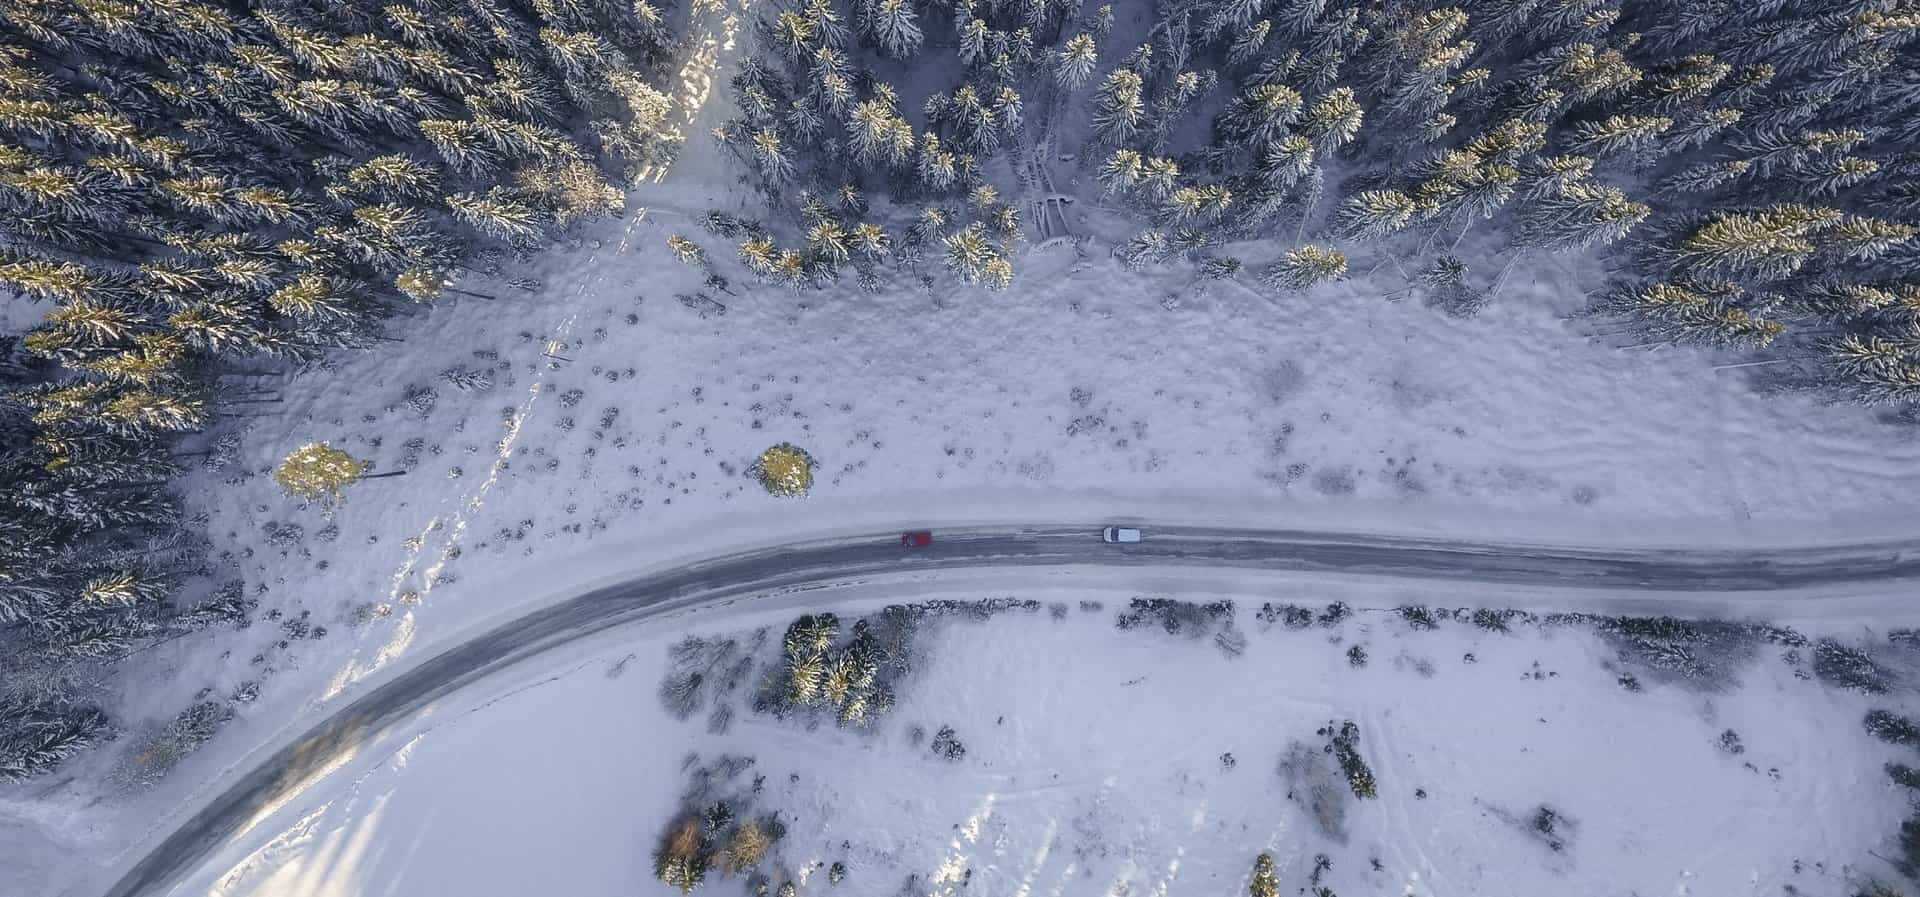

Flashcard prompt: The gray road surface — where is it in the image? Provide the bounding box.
[99,524,1920,897]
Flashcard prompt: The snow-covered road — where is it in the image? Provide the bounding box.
[98,523,1920,897]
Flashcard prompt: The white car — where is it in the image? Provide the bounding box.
[1102,526,1142,543]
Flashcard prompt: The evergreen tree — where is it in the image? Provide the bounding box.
[1057,34,1100,90]
[1595,282,1785,349]
[871,0,925,59]
[0,699,110,781]
[273,440,395,503]
[1249,853,1279,897]
[1092,69,1146,144]
[1263,244,1348,291]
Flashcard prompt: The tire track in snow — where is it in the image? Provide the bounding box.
[100,523,1920,897]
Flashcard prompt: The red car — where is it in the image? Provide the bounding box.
[901,530,933,548]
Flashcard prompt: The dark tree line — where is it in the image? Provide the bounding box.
[717,0,1918,408]
[0,0,683,780]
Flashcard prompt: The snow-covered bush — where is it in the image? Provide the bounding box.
[1813,639,1892,694]
[1866,710,1920,748]
[930,725,967,761]
[1279,740,1349,842]
[1114,598,1234,635]
[117,701,230,789]
[1257,603,1316,630]
[1398,605,1440,630]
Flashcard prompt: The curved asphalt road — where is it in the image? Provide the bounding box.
[101,524,1920,897]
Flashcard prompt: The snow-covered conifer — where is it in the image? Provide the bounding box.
[1262,244,1348,291]
[871,0,925,58]
[1056,33,1100,90]
[1092,69,1146,144]
[1337,190,1418,240]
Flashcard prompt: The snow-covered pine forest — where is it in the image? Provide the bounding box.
[0,0,685,779]
[3,0,1920,888]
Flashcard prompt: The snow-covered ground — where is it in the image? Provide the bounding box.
[174,591,1911,897]
[10,7,1920,894]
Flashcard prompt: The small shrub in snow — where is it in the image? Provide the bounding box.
[1889,763,1920,791]
[678,292,728,317]
[1257,603,1315,629]
[1530,805,1570,853]
[403,385,438,417]
[1398,605,1439,630]
[1248,853,1278,897]
[1215,623,1249,658]
[1472,608,1525,633]
[1717,729,1745,755]
[1812,639,1891,694]
[1317,602,1351,627]
[1279,740,1349,842]
[399,437,427,469]
[1346,644,1368,667]
[1309,854,1332,888]
[1199,256,1243,279]
[439,365,494,392]
[660,669,707,722]
[930,726,966,761]
[1114,598,1233,635]
[829,861,847,884]
[1866,710,1920,747]
[263,521,304,547]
